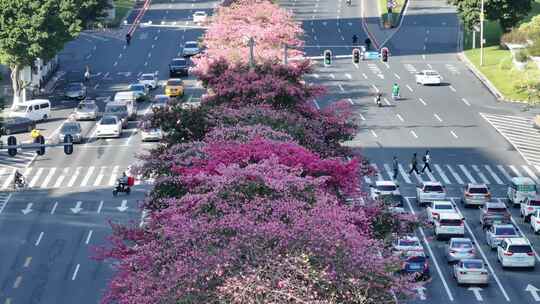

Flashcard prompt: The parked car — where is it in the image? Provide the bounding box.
[182,41,200,57]
[508,177,537,207]
[399,251,430,281]
[530,209,540,234]
[96,115,122,138]
[520,195,540,222]
[65,82,87,99]
[426,200,457,223]
[152,94,170,110]
[58,121,83,144]
[139,73,159,90]
[169,58,189,77]
[497,238,535,269]
[165,78,184,97]
[392,235,424,255]
[446,237,476,263]
[479,202,511,229]
[193,11,208,23]
[434,212,464,240]
[369,180,400,200]
[0,117,36,135]
[485,224,520,250]
[128,83,149,101]
[74,100,98,120]
[461,183,490,207]
[415,70,441,85]
[416,181,446,207]
[453,259,489,286]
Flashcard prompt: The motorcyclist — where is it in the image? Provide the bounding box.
[14,170,25,187]
[376,92,382,107]
[392,83,400,99]
[117,172,129,191]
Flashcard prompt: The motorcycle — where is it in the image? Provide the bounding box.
[113,181,131,196]
[12,176,27,191]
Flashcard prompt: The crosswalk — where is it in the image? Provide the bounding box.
[365,162,540,185]
[0,150,36,169]
[0,166,151,191]
[481,113,540,167]
[0,192,11,213]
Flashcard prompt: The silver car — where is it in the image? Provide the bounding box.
[58,121,83,143]
[446,237,475,263]
[65,82,87,99]
[182,41,200,57]
[74,100,98,120]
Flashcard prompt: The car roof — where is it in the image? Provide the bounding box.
[421,69,438,73]
[438,212,461,219]
[467,183,488,188]
[432,200,453,205]
[422,181,443,186]
[107,101,128,106]
[20,99,50,104]
[101,115,118,120]
[460,259,484,265]
[194,11,206,14]
[63,121,80,126]
[375,180,397,186]
[485,202,506,208]
[141,73,155,77]
[511,176,535,185]
[398,235,419,241]
[167,78,183,83]
[492,224,516,229]
[185,41,198,44]
[504,237,531,245]
[450,237,471,243]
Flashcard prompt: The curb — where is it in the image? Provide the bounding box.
[360,1,381,49]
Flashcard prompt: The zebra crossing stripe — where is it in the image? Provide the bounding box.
[383,164,394,180]
[446,165,464,184]
[94,167,106,187]
[509,165,522,177]
[434,164,451,184]
[109,166,120,186]
[29,168,44,188]
[372,164,383,181]
[497,165,513,182]
[412,171,423,184]
[398,164,412,184]
[68,167,82,188]
[522,165,539,183]
[80,166,95,187]
[1,169,14,190]
[472,165,490,184]
[41,168,57,189]
[54,168,69,188]
[458,165,476,184]
[484,165,503,185]
[425,170,437,182]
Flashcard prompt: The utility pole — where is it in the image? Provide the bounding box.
[283,44,288,65]
[480,0,485,66]
[247,37,255,69]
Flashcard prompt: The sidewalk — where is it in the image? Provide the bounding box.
[361,0,400,48]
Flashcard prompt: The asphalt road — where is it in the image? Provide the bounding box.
[0,0,213,303]
[280,0,540,303]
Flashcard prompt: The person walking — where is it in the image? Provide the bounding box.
[392,156,399,180]
[409,152,420,174]
[421,150,432,173]
[84,65,90,82]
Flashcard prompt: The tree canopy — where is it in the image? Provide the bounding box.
[452,0,532,32]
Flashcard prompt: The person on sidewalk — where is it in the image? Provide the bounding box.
[421,150,432,173]
[392,156,399,180]
[409,153,420,175]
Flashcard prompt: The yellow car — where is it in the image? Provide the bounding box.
[165,79,184,97]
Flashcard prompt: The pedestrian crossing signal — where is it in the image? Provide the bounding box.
[34,135,45,156]
[7,136,16,157]
[352,48,361,63]
[64,134,73,155]
[324,50,332,66]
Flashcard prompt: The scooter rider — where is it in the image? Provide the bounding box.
[392,83,400,99]
[14,170,25,187]
[117,172,129,191]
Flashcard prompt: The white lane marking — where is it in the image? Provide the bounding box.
[85,230,93,245]
[67,167,82,188]
[1,168,13,190]
[329,73,335,79]
[449,85,456,92]
[523,165,539,183]
[418,98,426,106]
[94,167,105,187]
[509,165,522,177]
[404,197,454,301]
[118,53,122,59]
[383,163,394,180]
[410,130,418,138]
[372,164,383,181]
[450,199,511,302]
[338,84,345,92]
[398,164,412,183]
[434,164,451,184]
[23,257,32,268]
[383,62,390,69]
[434,113,443,122]
[35,232,44,246]
[345,73,352,79]
[461,98,471,106]
[362,73,368,79]
[427,63,433,69]
[370,130,378,138]
[422,54,426,60]
[140,209,149,227]
[13,276,22,288]
[458,164,477,183]
[80,166,95,187]
[313,73,319,79]
[97,200,104,214]
[484,165,504,185]
[359,113,366,121]
[29,168,44,188]
[450,130,458,138]
[54,167,69,188]
[371,84,379,92]
[396,114,404,122]
[109,166,120,186]
[446,165,464,184]
[71,264,80,280]
[50,202,58,215]
[347,98,354,105]
[394,73,401,79]
[497,165,513,182]
[313,100,321,110]
[383,97,391,106]
[472,165,490,184]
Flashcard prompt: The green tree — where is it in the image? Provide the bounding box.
[455,0,532,32]
[0,0,82,106]
[76,0,112,28]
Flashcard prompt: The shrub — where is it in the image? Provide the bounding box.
[501,28,528,45]
[527,38,540,57]
[514,50,528,62]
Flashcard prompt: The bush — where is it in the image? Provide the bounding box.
[528,38,540,57]
[514,50,529,62]
[501,28,528,45]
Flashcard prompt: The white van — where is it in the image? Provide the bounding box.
[434,212,465,240]
[508,177,537,207]
[9,99,51,121]
[114,91,137,103]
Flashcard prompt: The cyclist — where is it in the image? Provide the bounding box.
[392,83,400,99]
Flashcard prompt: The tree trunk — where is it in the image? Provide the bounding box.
[10,64,25,108]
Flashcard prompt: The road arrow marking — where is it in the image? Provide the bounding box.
[117,200,128,212]
[416,286,426,300]
[70,201,83,214]
[21,203,33,215]
[526,284,540,301]
[468,287,483,301]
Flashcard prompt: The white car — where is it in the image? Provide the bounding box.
[415,70,442,85]
[369,180,400,200]
[530,209,540,234]
[140,127,163,142]
[139,73,159,90]
[434,212,464,240]
[193,11,207,23]
[426,200,456,223]
[497,238,535,269]
[96,115,122,138]
[182,41,200,57]
[416,181,446,207]
[453,259,489,286]
[520,195,540,222]
[392,235,424,255]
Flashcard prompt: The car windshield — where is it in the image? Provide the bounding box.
[141,75,154,80]
[425,185,444,192]
[529,200,540,206]
[101,117,117,125]
[172,59,186,66]
[185,43,198,48]
[452,240,472,249]
[399,239,420,247]
[167,80,182,86]
[462,260,483,269]
[78,103,96,110]
[61,124,80,133]
[435,204,453,210]
[377,185,396,191]
[509,245,533,253]
[469,187,488,194]
[106,105,127,113]
[14,105,27,112]
[495,227,517,235]
[67,83,82,90]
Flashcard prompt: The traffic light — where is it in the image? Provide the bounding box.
[7,136,17,157]
[64,134,73,155]
[34,135,45,156]
[323,50,332,66]
[352,48,361,63]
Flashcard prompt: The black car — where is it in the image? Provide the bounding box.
[169,58,189,77]
[0,117,36,135]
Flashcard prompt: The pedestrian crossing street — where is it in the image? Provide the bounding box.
[0,165,152,191]
[365,162,540,186]
[481,113,540,167]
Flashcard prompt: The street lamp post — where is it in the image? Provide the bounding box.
[480,0,485,66]
[247,37,255,69]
